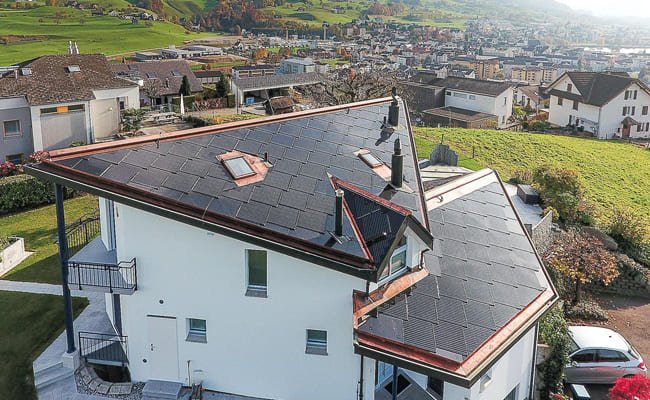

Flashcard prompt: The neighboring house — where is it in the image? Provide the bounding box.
[263,96,295,115]
[0,54,139,163]
[514,85,544,111]
[547,71,650,139]
[279,57,316,74]
[231,72,321,106]
[112,61,203,106]
[511,66,557,85]
[28,97,557,400]
[231,64,277,79]
[193,70,223,85]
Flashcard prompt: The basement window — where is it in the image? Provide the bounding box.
[222,156,255,179]
[306,329,327,355]
[358,151,383,168]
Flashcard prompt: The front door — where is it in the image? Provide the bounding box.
[622,125,631,138]
[147,315,179,381]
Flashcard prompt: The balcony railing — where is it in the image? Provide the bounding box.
[66,210,101,257]
[67,259,137,295]
[79,331,128,366]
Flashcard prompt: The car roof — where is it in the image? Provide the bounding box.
[569,326,630,352]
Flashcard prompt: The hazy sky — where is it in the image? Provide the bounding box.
[556,0,650,18]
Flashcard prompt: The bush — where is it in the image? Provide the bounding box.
[606,206,649,251]
[538,304,571,399]
[0,175,76,215]
[508,169,533,185]
[0,161,18,177]
[564,300,608,321]
[530,120,550,132]
[609,374,650,400]
[543,206,559,223]
[533,165,593,223]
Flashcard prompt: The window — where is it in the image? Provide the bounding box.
[469,94,476,100]
[598,349,628,363]
[358,151,383,168]
[5,154,22,164]
[634,90,638,100]
[573,100,579,111]
[41,104,85,115]
[625,90,630,100]
[572,349,597,363]
[503,386,518,400]
[623,106,628,116]
[632,106,636,116]
[643,106,648,116]
[186,318,207,343]
[638,124,642,132]
[558,97,563,106]
[567,83,573,92]
[246,249,267,296]
[306,329,327,355]
[646,122,649,131]
[503,96,507,105]
[446,91,451,96]
[380,237,408,281]
[223,156,255,179]
[427,377,444,397]
[3,120,21,137]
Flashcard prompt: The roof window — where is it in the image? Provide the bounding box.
[222,156,255,179]
[171,71,182,77]
[66,65,81,73]
[146,72,158,79]
[358,150,383,168]
[21,68,32,76]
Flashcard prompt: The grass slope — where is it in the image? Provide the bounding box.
[0,292,88,399]
[0,195,99,284]
[414,128,650,222]
[0,7,210,65]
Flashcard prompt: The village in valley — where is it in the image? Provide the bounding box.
[0,0,649,399]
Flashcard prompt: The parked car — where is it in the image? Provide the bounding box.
[566,326,647,384]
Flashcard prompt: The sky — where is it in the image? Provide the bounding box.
[556,0,650,18]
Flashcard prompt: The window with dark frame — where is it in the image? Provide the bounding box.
[3,120,21,137]
[643,106,649,116]
[306,329,327,355]
[567,83,573,92]
[632,106,636,115]
[573,100,578,110]
[5,154,22,164]
[223,156,255,179]
[558,97,563,106]
[246,249,267,296]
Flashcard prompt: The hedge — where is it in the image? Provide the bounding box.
[0,175,76,215]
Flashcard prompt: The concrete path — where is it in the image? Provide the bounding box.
[0,279,98,298]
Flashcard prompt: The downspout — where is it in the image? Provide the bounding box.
[358,355,365,400]
[55,183,76,353]
[528,323,540,400]
[392,363,398,400]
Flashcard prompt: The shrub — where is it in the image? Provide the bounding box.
[607,206,649,251]
[543,206,559,223]
[0,175,76,215]
[0,161,18,177]
[508,169,533,185]
[27,151,49,164]
[533,165,593,223]
[530,120,550,132]
[609,374,650,400]
[538,304,571,399]
[564,300,608,321]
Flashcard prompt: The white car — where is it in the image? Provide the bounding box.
[566,326,647,384]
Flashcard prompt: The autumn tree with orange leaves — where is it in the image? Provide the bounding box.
[545,229,618,304]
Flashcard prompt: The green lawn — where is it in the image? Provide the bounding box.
[0,195,99,284]
[0,7,211,65]
[0,291,88,399]
[414,128,650,224]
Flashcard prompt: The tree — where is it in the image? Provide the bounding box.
[609,374,650,400]
[121,108,146,132]
[544,228,619,304]
[532,165,589,223]
[143,79,162,105]
[179,75,192,96]
[252,48,269,60]
[306,69,398,106]
[215,76,229,98]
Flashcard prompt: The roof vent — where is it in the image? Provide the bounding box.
[388,87,399,126]
[391,138,403,188]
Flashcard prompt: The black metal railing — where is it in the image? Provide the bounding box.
[79,331,128,366]
[67,258,137,293]
[66,210,101,256]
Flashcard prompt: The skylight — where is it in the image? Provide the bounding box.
[66,65,81,73]
[222,156,255,179]
[171,71,182,77]
[358,151,383,168]
[146,72,158,79]
[21,68,32,76]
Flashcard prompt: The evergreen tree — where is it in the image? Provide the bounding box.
[179,75,192,96]
[215,77,229,98]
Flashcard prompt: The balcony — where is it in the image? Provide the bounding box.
[67,237,137,295]
[79,331,128,366]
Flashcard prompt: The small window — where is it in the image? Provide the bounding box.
[625,90,630,100]
[5,154,23,164]
[469,94,476,100]
[359,151,383,168]
[21,68,32,76]
[446,91,451,96]
[623,107,628,116]
[171,71,182,77]
[573,100,579,111]
[68,104,85,112]
[306,329,327,355]
[634,90,638,100]
[146,72,158,79]
[246,249,267,296]
[643,106,648,115]
[186,318,207,343]
[567,83,572,92]
[632,106,636,116]
[223,156,255,179]
[380,237,408,281]
[646,122,649,131]
[3,120,21,137]
[558,97,563,106]
[66,65,81,73]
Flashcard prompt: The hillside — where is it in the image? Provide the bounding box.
[0,6,211,65]
[413,128,650,224]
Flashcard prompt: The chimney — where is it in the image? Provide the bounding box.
[388,87,399,126]
[335,189,344,237]
[391,138,403,188]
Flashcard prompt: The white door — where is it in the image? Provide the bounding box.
[147,315,179,381]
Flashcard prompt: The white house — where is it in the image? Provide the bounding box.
[27,97,557,400]
[437,77,514,128]
[0,54,139,163]
[547,71,650,139]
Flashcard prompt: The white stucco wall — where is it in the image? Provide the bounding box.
[441,327,537,400]
[110,203,376,400]
[444,89,513,128]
